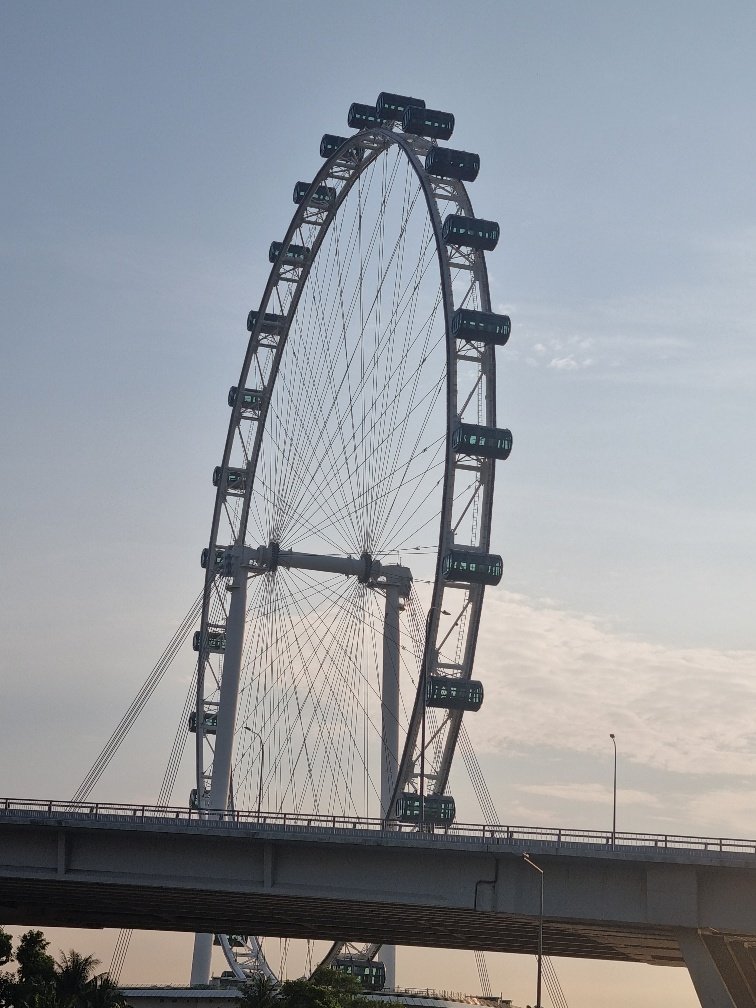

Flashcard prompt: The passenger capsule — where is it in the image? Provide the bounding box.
[375,92,425,122]
[402,106,455,140]
[426,676,484,712]
[452,423,513,461]
[347,103,381,129]
[213,466,247,494]
[442,215,499,252]
[200,546,228,570]
[320,134,364,161]
[293,180,337,207]
[192,626,227,654]
[189,787,211,810]
[228,386,265,411]
[268,242,310,264]
[451,308,510,346]
[395,792,456,826]
[188,710,218,734]
[441,549,503,586]
[334,959,386,992]
[425,146,480,183]
[247,310,286,335]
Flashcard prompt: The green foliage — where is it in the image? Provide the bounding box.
[16,933,56,989]
[0,931,125,1008]
[55,951,101,1007]
[277,967,384,1008]
[0,932,12,969]
[238,974,279,1008]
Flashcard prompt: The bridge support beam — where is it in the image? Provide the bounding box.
[678,928,756,1008]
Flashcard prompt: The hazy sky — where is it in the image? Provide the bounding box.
[2,3,756,1006]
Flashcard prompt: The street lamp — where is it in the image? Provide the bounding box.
[610,733,617,847]
[243,726,265,818]
[523,854,543,1008]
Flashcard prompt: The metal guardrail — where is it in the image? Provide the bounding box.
[1,797,755,857]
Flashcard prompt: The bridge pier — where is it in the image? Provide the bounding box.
[678,929,756,1008]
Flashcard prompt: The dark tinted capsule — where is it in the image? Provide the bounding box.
[425,146,480,183]
[293,181,336,206]
[268,242,310,264]
[451,308,510,345]
[319,134,364,161]
[375,91,425,122]
[426,676,484,712]
[452,423,512,461]
[441,549,503,585]
[247,310,286,334]
[402,106,454,140]
[442,215,499,251]
[348,103,380,129]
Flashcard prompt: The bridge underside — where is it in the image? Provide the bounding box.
[0,875,684,965]
[3,810,756,1005]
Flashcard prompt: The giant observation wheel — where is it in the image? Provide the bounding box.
[189,93,513,988]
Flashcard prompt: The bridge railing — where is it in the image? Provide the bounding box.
[1,797,755,857]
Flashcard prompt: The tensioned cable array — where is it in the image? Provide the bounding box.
[72,591,202,803]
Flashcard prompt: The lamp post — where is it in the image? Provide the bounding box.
[523,854,543,1008]
[610,732,617,847]
[243,727,265,818]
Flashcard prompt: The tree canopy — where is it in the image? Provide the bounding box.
[241,966,400,1008]
[0,929,125,1008]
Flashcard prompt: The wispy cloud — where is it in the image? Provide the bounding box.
[495,223,756,386]
[520,782,661,807]
[472,589,756,778]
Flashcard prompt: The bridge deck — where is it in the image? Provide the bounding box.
[2,799,755,969]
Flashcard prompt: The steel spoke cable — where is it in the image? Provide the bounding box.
[260,572,391,814]
[280,572,382,813]
[73,591,203,802]
[242,570,366,814]
[274,175,432,541]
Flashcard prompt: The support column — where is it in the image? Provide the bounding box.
[380,580,402,991]
[678,929,738,1008]
[190,554,249,985]
[381,580,401,821]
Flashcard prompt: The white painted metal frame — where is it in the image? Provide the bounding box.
[189,120,501,984]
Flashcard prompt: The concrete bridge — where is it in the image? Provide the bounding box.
[1,799,756,1007]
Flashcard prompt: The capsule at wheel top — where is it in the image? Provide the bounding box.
[402,106,454,140]
[348,103,380,130]
[442,215,499,252]
[425,146,480,183]
[375,92,425,121]
[320,134,364,161]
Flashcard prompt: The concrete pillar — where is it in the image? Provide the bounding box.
[677,929,737,1008]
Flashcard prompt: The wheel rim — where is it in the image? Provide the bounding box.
[193,122,500,980]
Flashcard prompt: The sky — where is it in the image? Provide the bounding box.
[2,2,756,1006]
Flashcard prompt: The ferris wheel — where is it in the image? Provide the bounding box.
[188,92,512,989]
